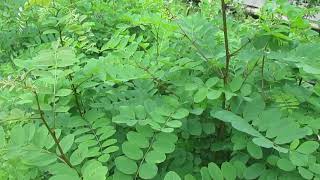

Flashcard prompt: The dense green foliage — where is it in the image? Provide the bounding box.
[1,0,320,179]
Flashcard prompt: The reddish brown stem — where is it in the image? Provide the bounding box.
[34,91,73,168]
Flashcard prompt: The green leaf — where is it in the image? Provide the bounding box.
[289,151,309,166]
[50,175,80,180]
[194,87,208,103]
[205,77,219,88]
[167,120,182,128]
[103,146,119,153]
[221,162,236,180]
[145,150,166,164]
[43,29,59,35]
[297,141,319,154]
[127,131,149,148]
[309,164,320,175]
[22,151,57,167]
[164,171,181,180]
[184,174,196,180]
[213,110,262,137]
[70,147,88,166]
[122,141,143,160]
[112,170,132,180]
[101,139,117,148]
[139,163,158,179]
[252,137,273,148]
[98,154,110,163]
[240,84,252,96]
[290,139,300,150]
[48,163,79,177]
[172,108,189,119]
[0,126,5,148]
[152,139,175,154]
[229,76,244,92]
[200,167,211,180]
[207,90,222,100]
[56,89,72,96]
[247,141,263,159]
[243,163,265,180]
[82,160,108,180]
[298,167,313,180]
[202,122,216,135]
[115,156,138,175]
[187,119,202,136]
[208,162,223,180]
[277,158,296,172]
[58,134,74,155]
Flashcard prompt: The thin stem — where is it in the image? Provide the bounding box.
[239,58,260,90]
[68,74,103,152]
[230,39,251,57]
[220,0,231,110]
[261,55,265,94]
[33,91,74,168]
[75,75,94,89]
[261,45,268,97]
[155,25,160,58]
[58,25,64,47]
[299,77,303,86]
[134,112,175,180]
[52,50,58,128]
[176,24,209,62]
[221,0,231,87]
[218,0,231,140]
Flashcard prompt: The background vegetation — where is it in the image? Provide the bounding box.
[0,0,320,179]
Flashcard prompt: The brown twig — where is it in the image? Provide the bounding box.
[33,91,74,168]
[221,0,231,110]
[68,74,103,152]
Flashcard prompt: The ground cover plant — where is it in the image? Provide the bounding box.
[0,0,320,179]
